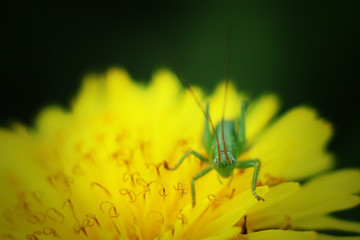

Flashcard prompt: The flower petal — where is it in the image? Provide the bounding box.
[198,208,245,239]
[246,94,280,143]
[304,169,360,195]
[248,172,360,232]
[247,229,317,240]
[245,106,333,180]
[317,234,360,240]
[296,215,360,234]
[247,182,301,230]
[202,227,240,240]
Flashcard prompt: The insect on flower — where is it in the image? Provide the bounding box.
[164,31,264,207]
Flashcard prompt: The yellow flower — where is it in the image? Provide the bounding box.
[0,68,359,240]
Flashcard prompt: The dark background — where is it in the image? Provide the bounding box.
[1,0,359,226]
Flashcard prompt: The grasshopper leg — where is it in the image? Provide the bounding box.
[164,150,208,170]
[235,158,264,201]
[191,167,213,207]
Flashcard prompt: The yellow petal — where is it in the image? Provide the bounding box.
[197,208,245,239]
[248,173,360,231]
[207,81,247,124]
[72,75,105,116]
[246,94,280,143]
[318,234,360,240]
[0,128,50,195]
[247,229,317,240]
[296,215,360,234]
[247,182,301,230]
[203,227,240,240]
[35,106,70,138]
[245,106,333,180]
[304,169,360,195]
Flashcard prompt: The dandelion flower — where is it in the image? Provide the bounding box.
[0,68,359,240]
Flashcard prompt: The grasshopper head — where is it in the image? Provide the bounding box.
[213,151,236,178]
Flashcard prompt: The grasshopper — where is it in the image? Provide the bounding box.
[164,29,264,207]
[164,87,264,207]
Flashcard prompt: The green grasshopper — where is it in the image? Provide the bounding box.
[164,83,264,207]
[163,29,264,207]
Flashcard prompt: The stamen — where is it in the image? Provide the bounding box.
[83,150,95,162]
[72,164,85,175]
[127,229,140,240]
[0,234,16,239]
[123,172,140,185]
[135,178,151,199]
[228,188,235,199]
[90,182,112,197]
[109,151,121,166]
[145,162,162,177]
[207,194,218,202]
[42,228,58,237]
[113,223,121,237]
[73,223,87,237]
[65,175,74,187]
[138,140,150,155]
[177,138,189,146]
[137,181,167,199]
[177,213,188,225]
[147,210,164,224]
[110,150,132,168]
[31,191,43,204]
[119,188,137,203]
[207,194,221,206]
[74,215,101,236]
[82,218,90,228]
[47,172,72,190]
[17,191,31,212]
[173,182,188,197]
[25,231,41,240]
[46,208,65,223]
[27,212,46,224]
[86,214,101,227]
[264,174,286,186]
[159,187,169,199]
[135,177,148,187]
[280,215,293,230]
[63,198,79,223]
[115,132,127,143]
[100,201,120,218]
[3,210,13,223]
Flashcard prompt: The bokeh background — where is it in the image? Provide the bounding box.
[1,0,359,226]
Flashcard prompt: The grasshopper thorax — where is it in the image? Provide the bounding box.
[213,150,236,178]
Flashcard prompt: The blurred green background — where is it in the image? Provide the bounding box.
[1,0,359,226]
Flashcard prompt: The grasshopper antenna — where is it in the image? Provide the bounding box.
[221,26,232,163]
[157,43,222,162]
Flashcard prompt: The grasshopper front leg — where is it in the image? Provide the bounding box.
[164,150,208,170]
[191,167,213,207]
[235,158,264,201]
[164,150,211,207]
